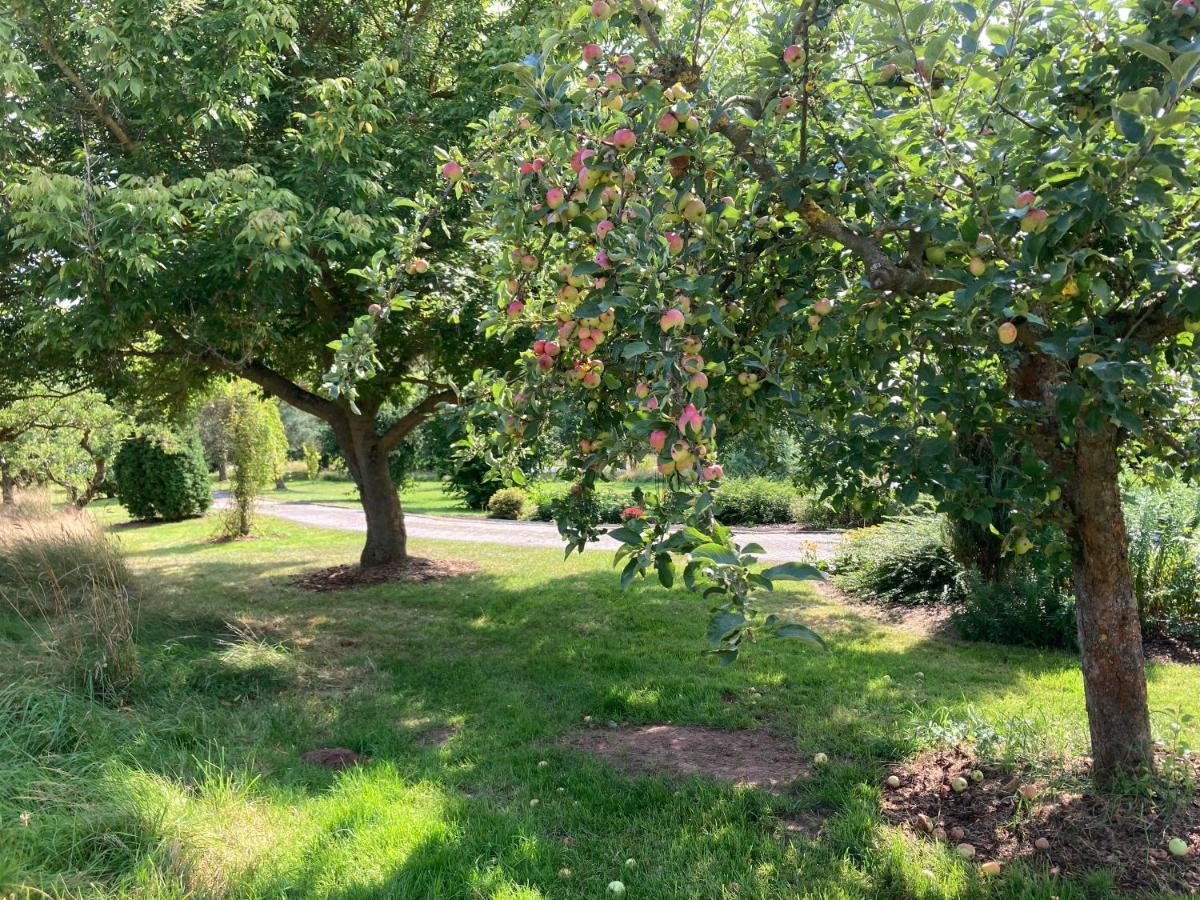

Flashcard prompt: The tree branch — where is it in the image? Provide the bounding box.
[25,12,137,155]
[378,389,457,452]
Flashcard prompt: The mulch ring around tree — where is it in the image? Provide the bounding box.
[563,723,808,794]
[292,557,478,592]
[881,746,1200,894]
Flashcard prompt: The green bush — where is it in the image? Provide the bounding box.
[1124,480,1200,635]
[835,516,962,606]
[487,487,529,520]
[528,481,640,523]
[710,477,798,526]
[112,433,211,521]
[951,569,1077,650]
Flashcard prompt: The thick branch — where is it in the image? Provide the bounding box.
[713,118,959,296]
[377,389,457,452]
[26,16,137,155]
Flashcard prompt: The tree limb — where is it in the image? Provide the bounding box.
[378,388,457,452]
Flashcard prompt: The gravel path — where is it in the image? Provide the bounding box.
[223,496,843,562]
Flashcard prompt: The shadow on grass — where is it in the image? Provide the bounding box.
[1,530,1122,898]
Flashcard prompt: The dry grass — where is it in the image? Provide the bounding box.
[0,506,138,696]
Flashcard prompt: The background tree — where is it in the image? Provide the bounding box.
[2,0,541,567]
[428,0,1200,785]
[220,383,281,537]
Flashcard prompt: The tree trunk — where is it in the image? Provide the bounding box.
[334,416,407,568]
[1,460,14,505]
[217,460,228,482]
[76,457,106,508]
[1067,423,1153,786]
[275,476,287,491]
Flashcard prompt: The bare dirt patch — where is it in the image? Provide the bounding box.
[299,747,368,770]
[814,582,956,639]
[416,724,460,747]
[881,746,1200,894]
[292,557,477,592]
[564,724,806,793]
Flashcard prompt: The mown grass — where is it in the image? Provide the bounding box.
[1,506,1198,897]
[251,475,486,517]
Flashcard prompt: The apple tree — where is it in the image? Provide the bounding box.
[442,0,1200,784]
[1,0,541,566]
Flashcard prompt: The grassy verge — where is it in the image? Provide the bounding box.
[229,475,487,517]
[1,507,1198,897]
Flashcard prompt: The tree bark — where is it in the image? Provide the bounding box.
[333,415,408,567]
[1067,423,1153,786]
[217,460,228,482]
[1,460,14,505]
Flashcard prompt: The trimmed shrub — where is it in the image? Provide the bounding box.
[487,487,529,519]
[835,516,961,606]
[112,433,211,521]
[710,477,798,526]
[528,481,639,523]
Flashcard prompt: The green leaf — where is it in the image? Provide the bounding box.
[619,556,640,590]
[1125,38,1172,72]
[761,561,824,583]
[655,553,675,588]
[706,609,746,643]
[692,543,740,566]
[774,623,827,648]
[621,341,649,358]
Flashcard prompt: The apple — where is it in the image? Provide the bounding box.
[657,112,680,134]
[886,775,901,788]
[968,256,987,276]
[408,257,429,274]
[776,94,798,117]
[783,44,805,69]
[530,798,539,806]
[1014,190,1037,209]
[1169,837,1189,857]
[546,187,566,209]
[970,770,983,783]
[544,340,560,357]
[813,752,828,765]
[617,54,635,73]
[649,429,668,452]
[441,161,463,182]
[980,861,1001,876]
[595,219,614,239]
[955,843,975,860]
[590,0,613,18]
[507,300,525,317]
[879,62,899,80]
[578,167,602,190]
[594,250,611,268]
[924,244,947,265]
[1034,837,1050,851]
[660,308,686,331]
[1018,784,1038,800]
[610,128,636,152]
[1020,208,1048,232]
[951,776,968,793]
[518,161,535,177]
[604,70,623,87]
[607,881,626,896]
[536,353,553,370]
[998,322,1018,344]
[702,463,723,480]
[681,198,707,222]
[586,73,601,89]
[520,254,538,271]
[664,231,684,255]
[571,147,595,172]
[688,372,708,391]
[634,382,650,399]
[814,298,834,316]
[582,42,603,63]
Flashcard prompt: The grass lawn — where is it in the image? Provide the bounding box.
[2,504,1199,897]
[235,475,487,517]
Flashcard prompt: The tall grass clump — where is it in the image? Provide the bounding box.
[834,515,962,606]
[0,509,139,697]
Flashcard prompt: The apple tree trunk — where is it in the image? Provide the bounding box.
[1067,423,1153,786]
[334,418,407,568]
